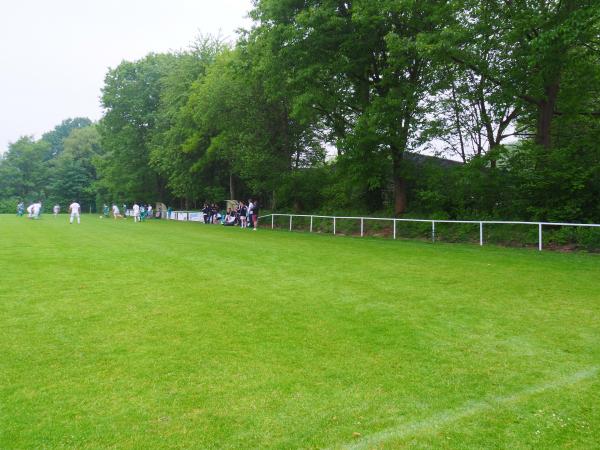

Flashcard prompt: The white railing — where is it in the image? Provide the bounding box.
[259,213,600,251]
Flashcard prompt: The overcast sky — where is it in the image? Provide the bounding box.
[0,0,253,154]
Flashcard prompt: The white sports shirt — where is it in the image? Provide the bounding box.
[69,202,81,214]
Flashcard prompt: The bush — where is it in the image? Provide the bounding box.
[0,198,19,214]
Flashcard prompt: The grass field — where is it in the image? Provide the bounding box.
[1,214,599,449]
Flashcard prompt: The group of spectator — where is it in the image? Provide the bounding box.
[202,199,260,230]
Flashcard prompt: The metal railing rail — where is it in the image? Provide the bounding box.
[258,213,600,251]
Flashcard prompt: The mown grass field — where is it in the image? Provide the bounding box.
[1,214,599,449]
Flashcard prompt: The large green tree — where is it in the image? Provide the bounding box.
[148,37,229,206]
[251,0,455,214]
[48,125,103,209]
[41,117,92,159]
[447,0,600,151]
[98,54,174,203]
[0,137,49,202]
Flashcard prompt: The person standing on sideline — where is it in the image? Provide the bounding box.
[239,201,247,228]
[69,201,81,224]
[53,204,60,216]
[251,199,259,231]
[247,199,254,229]
[133,202,140,222]
[147,204,153,219]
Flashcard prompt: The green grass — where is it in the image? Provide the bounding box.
[1,214,599,449]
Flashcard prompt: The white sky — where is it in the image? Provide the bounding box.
[0,0,253,155]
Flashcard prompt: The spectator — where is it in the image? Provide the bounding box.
[247,199,254,229]
[238,201,247,228]
[223,208,236,226]
[251,199,259,231]
[202,203,210,224]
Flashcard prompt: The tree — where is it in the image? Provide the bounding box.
[0,137,49,201]
[48,126,103,209]
[447,0,600,151]
[251,0,455,214]
[41,117,92,159]
[149,36,229,206]
[98,54,174,203]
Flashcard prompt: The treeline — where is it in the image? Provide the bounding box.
[1,0,599,223]
[0,118,101,213]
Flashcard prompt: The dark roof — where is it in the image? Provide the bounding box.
[404,152,463,168]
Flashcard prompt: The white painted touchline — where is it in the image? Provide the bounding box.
[336,366,599,450]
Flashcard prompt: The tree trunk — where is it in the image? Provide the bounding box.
[391,146,407,216]
[489,143,498,169]
[536,80,560,149]
[451,80,466,163]
[229,173,236,200]
[393,175,407,216]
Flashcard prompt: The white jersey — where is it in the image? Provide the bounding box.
[69,203,81,214]
[133,204,140,215]
[112,205,120,214]
[32,203,41,214]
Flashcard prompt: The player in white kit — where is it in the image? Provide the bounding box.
[29,201,42,219]
[133,203,140,222]
[112,204,122,219]
[69,201,81,224]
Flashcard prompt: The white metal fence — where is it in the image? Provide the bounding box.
[259,213,600,251]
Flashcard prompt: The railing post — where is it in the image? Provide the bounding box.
[393,219,397,240]
[538,223,543,251]
[271,215,274,229]
[289,215,293,232]
[480,222,483,246]
[432,221,436,243]
[310,215,313,233]
[333,217,336,235]
[361,218,364,237]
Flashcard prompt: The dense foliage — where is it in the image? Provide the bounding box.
[1,1,599,223]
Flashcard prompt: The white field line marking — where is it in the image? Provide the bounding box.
[339,366,599,450]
